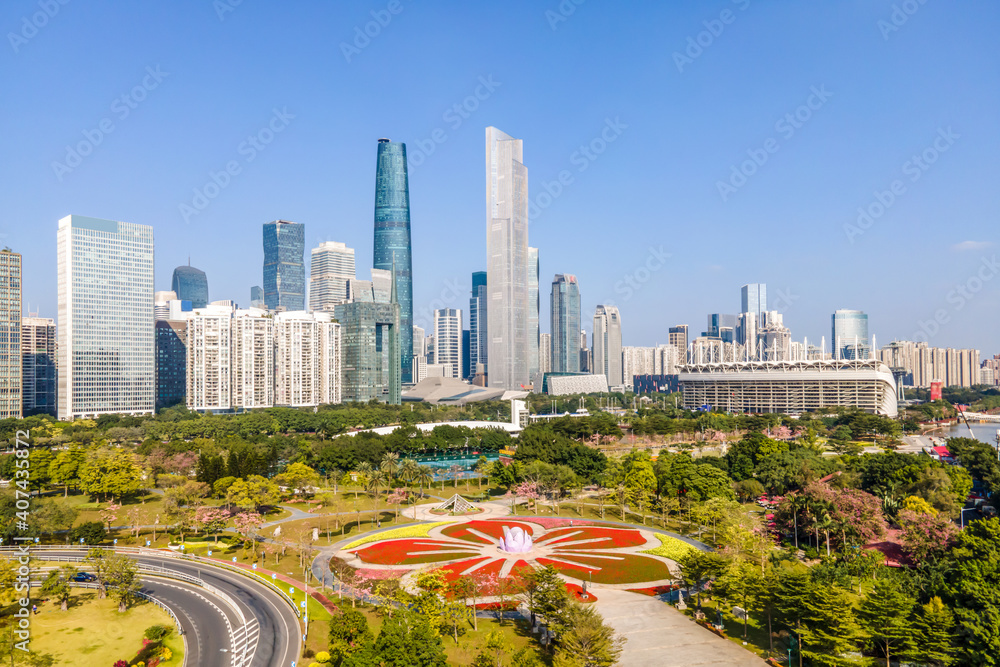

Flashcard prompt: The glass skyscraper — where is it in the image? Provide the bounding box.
[22,316,55,417]
[486,127,530,390]
[0,250,22,419]
[550,274,581,373]
[528,247,540,380]
[171,264,209,308]
[741,283,767,317]
[832,309,870,360]
[57,215,154,419]
[310,241,356,312]
[373,139,414,383]
[469,270,487,374]
[263,220,305,311]
[334,269,401,404]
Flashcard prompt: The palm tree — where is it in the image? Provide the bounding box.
[400,458,420,489]
[416,465,434,499]
[474,460,490,491]
[380,452,399,484]
[367,469,386,527]
[329,468,343,495]
[449,464,462,489]
[355,461,372,501]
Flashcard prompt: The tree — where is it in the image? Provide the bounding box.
[521,565,570,629]
[857,578,916,667]
[194,506,231,543]
[226,475,279,510]
[943,517,1000,665]
[104,553,141,612]
[898,509,958,562]
[275,462,319,497]
[233,512,263,556]
[799,583,864,667]
[415,465,434,499]
[48,448,85,497]
[904,596,955,666]
[474,629,509,667]
[380,452,400,484]
[329,605,374,665]
[40,566,76,611]
[552,603,625,667]
[78,449,143,501]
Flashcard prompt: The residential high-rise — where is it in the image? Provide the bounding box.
[263,220,305,311]
[22,316,55,417]
[434,309,463,379]
[155,320,186,410]
[469,271,488,375]
[310,241,356,312]
[58,216,154,419]
[550,274,581,373]
[593,305,623,387]
[539,333,552,374]
[486,126,530,390]
[373,138,414,383]
[250,286,264,309]
[154,291,177,321]
[185,305,232,412]
[668,325,689,362]
[741,283,767,318]
[274,311,322,407]
[832,309,870,360]
[231,309,274,409]
[0,250,21,419]
[335,267,401,404]
[528,247,540,379]
[171,264,209,308]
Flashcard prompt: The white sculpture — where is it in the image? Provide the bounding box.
[499,526,533,553]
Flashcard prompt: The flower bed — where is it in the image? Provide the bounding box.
[355,568,409,580]
[565,582,597,603]
[627,584,679,597]
[537,526,647,550]
[435,558,533,595]
[537,552,672,585]
[518,517,593,529]
[641,534,697,561]
[352,539,478,565]
[440,520,537,544]
[343,522,449,550]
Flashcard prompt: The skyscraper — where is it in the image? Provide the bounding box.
[668,325,689,362]
[335,265,401,404]
[171,264,209,308]
[486,126,529,390]
[741,283,767,318]
[528,247,540,380]
[231,309,274,409]
[310,241,356,312]
[155,320,186,410]
[539,333,551,374]
[593,305,623,387]
[469,271,488,374]
[185,305,232,412]
[832,309,870,360]
[0,250,21,419]
[250,286,264,308]
[550,274,581,373]
[57,216,154,419]
[433,308,462,379]
[22,316,55,417]
[263,220,305,311]
[373,138,414,383]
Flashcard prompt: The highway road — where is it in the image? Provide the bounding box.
[45,549,301,667]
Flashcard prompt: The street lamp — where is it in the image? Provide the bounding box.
[961,506,977,528]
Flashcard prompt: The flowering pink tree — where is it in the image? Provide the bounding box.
[195,506,231,543]
[507,481,540,515]
[165,451,199,476]
[777,482,887,551]
[387,488,408,519]
[99,503,121,533]
[898,509,958,562]
[233,512,263,556]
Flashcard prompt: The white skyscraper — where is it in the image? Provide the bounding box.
[274,311,321,407]
[528,247,540,380]
[317,314,342,405]
[539,332,551,374]
[593,305,623,387]
[185,304,233,412]
[231,308,273,409]
[309,241,356,311]
[57,215,154,419]
[486,126,529,390]
[434,308,463,379]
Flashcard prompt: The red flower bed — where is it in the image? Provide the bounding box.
[518,517,593,529]
[627,584,679,597]
[435,557,492,583]
[537,526,647,550]
[537,552,672,585]
[435,558,533,595]
[565,582,597,603]
[353,539,478,565]
[440,520,537,544]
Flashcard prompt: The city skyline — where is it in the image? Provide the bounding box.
[4,2,997,355]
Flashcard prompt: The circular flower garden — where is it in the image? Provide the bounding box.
[336,515,693,590]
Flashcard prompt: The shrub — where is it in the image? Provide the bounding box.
[71,521,106,544]
[642,534,697,561]
[315,651,332,664]
[144,625,171,641]
[342,522,449,550]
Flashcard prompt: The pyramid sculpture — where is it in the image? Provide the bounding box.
[436,494,476,514]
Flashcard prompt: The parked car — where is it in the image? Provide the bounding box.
[70,572,96,582]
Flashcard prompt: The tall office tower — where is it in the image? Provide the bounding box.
[58,216,154,419]
[580,330,591,373]
[0,250,21,419]
[550,274,581,373]
[737,312,758,359]
[528,247,540,379]
[231,309,273,409]
[426,334,435,365]
[373,138,414,383]
[668,325,689,363]
[433,308,463,379]
[263,220,305,311]
[593,305,623,387]
[335,268,401,404]
[486,126,529,390]
[155,320,187,410]
[469,271,488,374]
[154,291,178,321]
[704,313,737,338]
[185,305,233,412]
[310,241,356,312]
[250,286,264,308]
[462,330,471,379]
[741,283,767,318]
[171,264,209,308]
[274,311,321,407]
[22,316,55,417]
[413,325,426,357]
[832,309,870,360]
[317,314,342,405]
[539,333,552,374]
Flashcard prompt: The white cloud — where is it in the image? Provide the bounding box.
[952,240,994,252]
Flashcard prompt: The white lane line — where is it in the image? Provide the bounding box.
[157,580,236,665]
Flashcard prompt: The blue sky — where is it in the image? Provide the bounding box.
[2,0,998,355]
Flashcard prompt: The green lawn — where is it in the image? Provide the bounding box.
[30,590,184,666]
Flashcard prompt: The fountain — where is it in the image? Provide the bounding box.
[499,525,533,553]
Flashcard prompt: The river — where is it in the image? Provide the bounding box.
[936,422,1000,446]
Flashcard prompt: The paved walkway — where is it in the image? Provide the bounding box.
[594,589,767,667]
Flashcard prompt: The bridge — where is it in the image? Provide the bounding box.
[962,412,1000,423]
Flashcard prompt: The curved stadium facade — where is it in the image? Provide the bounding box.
[678,359,898,417]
